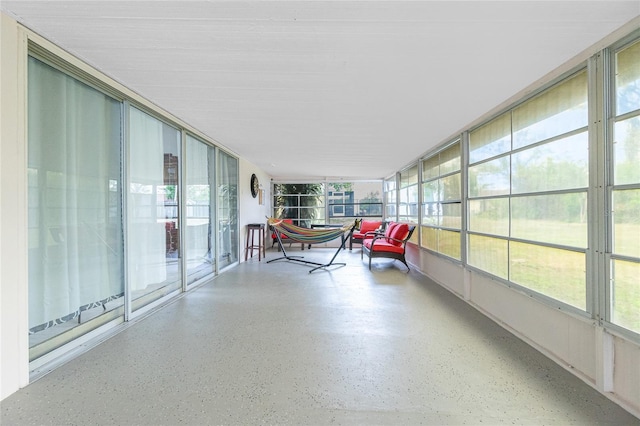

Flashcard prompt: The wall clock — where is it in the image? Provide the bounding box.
[250,173,259,198]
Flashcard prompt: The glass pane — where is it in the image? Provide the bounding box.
[469,112,511,164]
[512,132,588,193]
[422,156,439,180]
[510,242,585,310]
[468,198,509,236]
[613,116,640,185]
[511,193,588,248]
[615,40,640,116]
[513,71,588,149]
[439,229,461,260]
[440,142,461,175]
[611,259,640,334]
[28,57,124,352]
[128,108,182,310]
[468,234,508,279]
[422,202,440,226]
[423,181,439,203]
[185,136,214,284]
[442,203,462,229]
[421,226,437,251]
[441,173,461,201]
[468,156,510,197]
[613,188,640,258]
[217,151,239,269]
[384,177,396,192]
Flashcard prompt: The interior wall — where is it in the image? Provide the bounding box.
[413,247,640,418]
[0,13,29,400]
[238,158,272,262]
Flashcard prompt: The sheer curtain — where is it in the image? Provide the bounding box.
[186,135,214,283]
[127,108,167,291]
[28,57,123,333]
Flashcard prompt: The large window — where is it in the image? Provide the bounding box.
[609,39,640,334]
[468,70,589,310]
[27,57,124,358]
[421,141,462,260]
[272,182,383,227]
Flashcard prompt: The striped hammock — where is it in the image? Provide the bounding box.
[268,218,355,244]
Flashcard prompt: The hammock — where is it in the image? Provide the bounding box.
[267,217,357,273]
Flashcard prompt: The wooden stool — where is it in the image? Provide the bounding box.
[245,223,265,261]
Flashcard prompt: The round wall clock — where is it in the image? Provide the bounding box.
[250,173,259,198]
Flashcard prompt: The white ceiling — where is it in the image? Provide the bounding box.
[3,1,639,180]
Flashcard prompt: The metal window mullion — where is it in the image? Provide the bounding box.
[461,132,470,267]
[179,131,187,292]
[122,101,132,322]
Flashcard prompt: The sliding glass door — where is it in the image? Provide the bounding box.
[185,135,215,284]
[217,150,238,269]
[128,107,182,310]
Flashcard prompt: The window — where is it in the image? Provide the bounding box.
[421,141,462,260]
[399,165,419,224]
[384,176,397,222]
[468,70,589,310]
[609,39,640,334]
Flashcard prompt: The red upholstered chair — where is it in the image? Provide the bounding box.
[361,222,416,271]
[349,219,383,250]
[271,218,294,249]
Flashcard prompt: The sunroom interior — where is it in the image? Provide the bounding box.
[1,1,639,422]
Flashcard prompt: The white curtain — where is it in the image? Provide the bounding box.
[127,108,167,291]
[28,57,123,329]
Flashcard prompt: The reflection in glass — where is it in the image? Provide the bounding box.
[614,117,640,186]
[27,57,124,355]
[468,234,508,279]
[186,136,214,284]
[128,107,182,310]
[512,132,588,193]
[611,259,640,334]
[511,193,587,248]
[510,242,585,310]
[612,189,640,258]
[468,198,509,236]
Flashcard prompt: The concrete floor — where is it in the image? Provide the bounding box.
[2,248,639,425]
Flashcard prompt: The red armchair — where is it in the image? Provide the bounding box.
[349,219,383,250]
[361,222,416,271]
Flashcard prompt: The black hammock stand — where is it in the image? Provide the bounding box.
[266,218,357,273]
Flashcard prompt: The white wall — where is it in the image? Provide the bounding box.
[409,247,640,418]
[238,158,272,261]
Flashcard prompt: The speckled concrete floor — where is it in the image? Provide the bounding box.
[2,249,639,425]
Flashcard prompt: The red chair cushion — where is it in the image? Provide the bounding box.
[272,219,293,239]
[359,220,381,234]
[388,223,410,246]
[363,239,405,254]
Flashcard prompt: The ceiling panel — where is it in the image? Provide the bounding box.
[3,1,639,179]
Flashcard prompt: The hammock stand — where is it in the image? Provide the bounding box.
[267,218,357,273]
